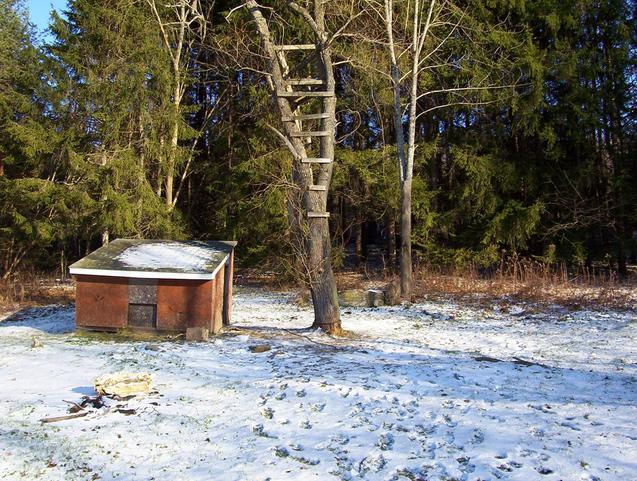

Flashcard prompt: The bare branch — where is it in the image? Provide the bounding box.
[416,83,520,101]
[266,123,301,160]
[286,1,322,38]
[415,99,498,119]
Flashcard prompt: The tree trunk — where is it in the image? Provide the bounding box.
[386,213,396,268]
[400,1,421,300]
[617,241,627,277]
[156,133,164,197]
[166,95,180,208]
[308,216,340,332]
[384,0,435,300]
[387,4,411,299]
[390,60,411,297]
[146,0,189,211]
[400,177,412,298]
[355,214,363,266]
[310,5,340,333]
[137,110,145,175]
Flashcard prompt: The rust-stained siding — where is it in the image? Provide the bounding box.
[75,275,129,329]
[156,279,214,331]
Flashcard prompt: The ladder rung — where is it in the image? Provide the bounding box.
[301,157,331,163]
[309,185,327,191]
[290,131,330,137]
[308,212,330,218]
[282,113,330,121]
[287,78,325,86]
[274,44,316,51]
[277,90,334,98]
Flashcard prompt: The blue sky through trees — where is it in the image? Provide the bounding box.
[27,0,67,40]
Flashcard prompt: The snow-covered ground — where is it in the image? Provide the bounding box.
[0,288,635,481]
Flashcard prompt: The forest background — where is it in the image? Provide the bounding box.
[1,0,636,292]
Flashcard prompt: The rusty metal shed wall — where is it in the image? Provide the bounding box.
[156,279,214,331]
[75,275,129,329]
[75,276,222,332]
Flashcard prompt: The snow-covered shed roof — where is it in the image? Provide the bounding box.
[69,239,237,280]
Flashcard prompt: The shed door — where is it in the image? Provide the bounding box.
[128,279,157,328]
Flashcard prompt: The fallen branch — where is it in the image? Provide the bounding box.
[281,329,344,350]
[512,356,549,368]
[115,408,136,416]
[40,412,88,424]
[473,355,502,363]
[473,354,549,368]
[63,399,84,413]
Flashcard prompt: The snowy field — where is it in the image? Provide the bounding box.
[0,288,636,481]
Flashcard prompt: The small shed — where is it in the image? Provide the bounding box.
[69,239,237,334]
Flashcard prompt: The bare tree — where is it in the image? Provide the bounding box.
[356,0,522,299]
[240,0,343,333]
[146,0,207,209]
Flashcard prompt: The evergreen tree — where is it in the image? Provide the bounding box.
[46,0,186,244]
[1,0,635,280]
[0,0,90,276]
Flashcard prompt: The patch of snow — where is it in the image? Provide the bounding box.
[116,243,213,271]
[0,289,635,480]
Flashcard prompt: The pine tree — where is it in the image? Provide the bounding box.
[46,0,186,245]
[0,0,90,276]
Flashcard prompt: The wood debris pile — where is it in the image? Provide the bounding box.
[39,372,154,424]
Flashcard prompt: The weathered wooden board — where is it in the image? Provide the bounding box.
[290,131,330,137]
[287,78,324,85]
[282,112,330,121]
[128,304,157,328]
[129,278,157,303]
[301,157,331,163]
[274,44,316,50]
[277,90,334,98]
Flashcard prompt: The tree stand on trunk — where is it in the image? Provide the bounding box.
[245,1,341,334]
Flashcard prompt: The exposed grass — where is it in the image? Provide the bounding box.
[0,272,74,315]
[411,259,637,310]
[332,259,637,311]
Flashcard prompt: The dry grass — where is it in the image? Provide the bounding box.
[234,268,297,290]
[0,273,74,316]
[232,262,637,311]
[332,258,637,311]
[411,260,637,310]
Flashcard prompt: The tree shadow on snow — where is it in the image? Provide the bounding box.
[0,305,75,334]
[72,385,97,396]
[230,323,637,410]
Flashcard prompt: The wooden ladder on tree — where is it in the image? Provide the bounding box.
[274,43,333,219]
